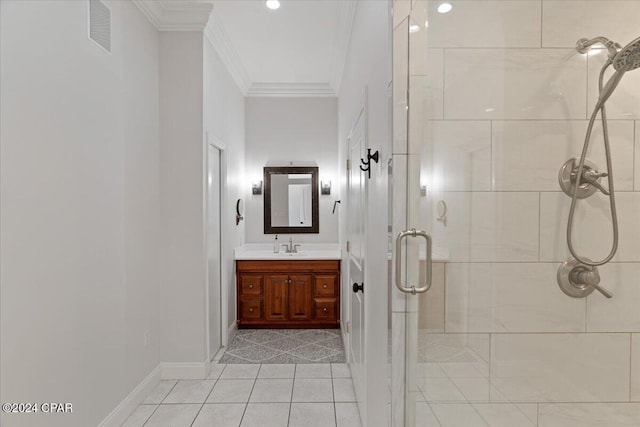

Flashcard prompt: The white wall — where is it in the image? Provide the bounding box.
[158,32,207,364]
[244,97,339,243]
[337,2,391,426]
[0,1,161,426]
[203,36,246,332]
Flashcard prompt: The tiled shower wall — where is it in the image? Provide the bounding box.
[409,0,640,425]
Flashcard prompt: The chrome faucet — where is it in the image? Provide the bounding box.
[281,237,301,254]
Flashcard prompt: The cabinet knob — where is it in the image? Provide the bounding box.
[249,284,253,288]
[249,308,254,312]
[323,284,328,288]
[323,307,328,312]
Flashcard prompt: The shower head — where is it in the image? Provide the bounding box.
[612,36,640,71]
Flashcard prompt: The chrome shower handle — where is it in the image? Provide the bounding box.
[394,229,432,295]
[583,170,610,195]
[570,265,613,298]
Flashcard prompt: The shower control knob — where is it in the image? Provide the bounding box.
[557,258,613,299]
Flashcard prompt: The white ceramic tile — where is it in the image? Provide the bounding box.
[469,192,539,262]
[419,377,467,402]
[490,333,630,402]
[425,121,491,191]
[208,363,226,379]
[492,120,635,191]
[258,364,295,379]
[393,0,412,28]
[289,403,337,427]
[450,378,490,402]
[143,380,177,404]
[542,1,640,48]
[333,378,357,402]
[295,363,332,378]
[588,49,640,119]
[142,404,201,427]
[418,333,490,372]
[393,20,410,154]
[220,364,260,379]
[539,403,640,427]
[416,363,447,378]
[121,404,156,427]
[192,403,245,427]
[293,378,334,402]
[426,1,541,48]
[587,263,640,331]
[540,191,640,262]
[418,262,445,332]
[445,263,586,333]
[472,403,537,427]
[207,379,254,403]
[249,378,293,403]
[331,363,351,378]
[408,49,445,130]
[240,403,290,427]
[163,379,216,404]
[335,402,362,427]
[430,403,489,427]
[431,192,471,262]
[415,402,442,427]
[444,49,587,120]
[633,334,640,401]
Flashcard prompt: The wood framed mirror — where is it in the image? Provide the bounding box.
[264,166,319,234]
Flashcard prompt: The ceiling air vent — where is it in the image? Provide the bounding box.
[89,0,111,53]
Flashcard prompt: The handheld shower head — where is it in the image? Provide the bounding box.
[613,36,640,71]
[595,36,640,107]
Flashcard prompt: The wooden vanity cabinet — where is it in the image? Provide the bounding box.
[236,260,340,328]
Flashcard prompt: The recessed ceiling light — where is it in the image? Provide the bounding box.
[409,24,420,33]
[266,0,280,10]
[437,2,453,13]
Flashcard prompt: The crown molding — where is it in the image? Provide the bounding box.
[204,15,251,95]
[247,83,336,97]
[132,0,213,31]
[330,0,357,94]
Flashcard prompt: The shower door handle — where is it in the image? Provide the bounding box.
[394,229,432,295]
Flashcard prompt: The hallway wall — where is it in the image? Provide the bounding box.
[1,1,161,426]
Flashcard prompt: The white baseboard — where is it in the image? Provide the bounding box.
[97,365,160,427]
[160,362,209,379]
[227,320,237,345]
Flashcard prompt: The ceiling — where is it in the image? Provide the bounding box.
[206,0,356,96]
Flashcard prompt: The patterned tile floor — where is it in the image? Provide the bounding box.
[121,362,361,427]
[220,329,345,364]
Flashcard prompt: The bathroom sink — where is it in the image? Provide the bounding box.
[234,247,341,260]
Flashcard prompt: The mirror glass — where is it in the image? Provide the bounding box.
[264,166,319,234]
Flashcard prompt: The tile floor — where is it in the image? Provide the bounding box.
[121,363,361,427]
[220,329,345,364]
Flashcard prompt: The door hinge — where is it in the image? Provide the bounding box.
[346,159,351,170]
[346,241,350,252]
[346,321,350,334]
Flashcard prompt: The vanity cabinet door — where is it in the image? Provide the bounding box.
[289,275,312,321]
[265,274,289,321]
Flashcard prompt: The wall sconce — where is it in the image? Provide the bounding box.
[321,180,331,195]
[252,180,263,195]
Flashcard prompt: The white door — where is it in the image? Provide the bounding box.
[347,107,367,422]
[207,145,222,360]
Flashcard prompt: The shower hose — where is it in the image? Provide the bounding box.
[567,59,619,267]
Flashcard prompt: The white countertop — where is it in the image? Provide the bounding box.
[235,243,342,260]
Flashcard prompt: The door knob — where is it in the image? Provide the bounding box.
[352,283,364,293]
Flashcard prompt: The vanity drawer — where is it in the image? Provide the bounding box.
[314,298,337,320]
[240,297,263,320]
[315,275,337,296]
[240,275,263,295]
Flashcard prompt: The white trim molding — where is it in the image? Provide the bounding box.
[97,365,161,427]
[132,0,213,31]
[247,83,337,97]
[204,15,251,94]
[160,362,209,379]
